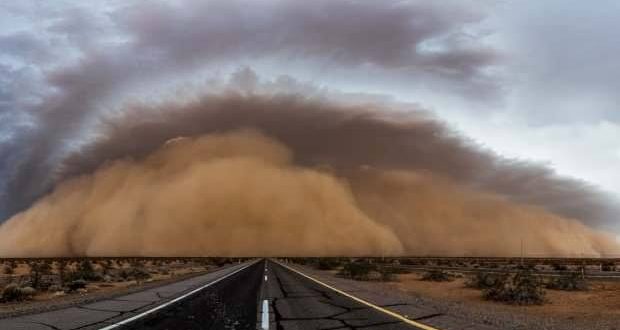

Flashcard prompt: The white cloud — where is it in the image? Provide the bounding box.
[445,112,620,199]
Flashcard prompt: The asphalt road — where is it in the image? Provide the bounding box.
[0,262,258,330]
[121,260,264,330]
[119,259,424,329]
[0,260,429,330]
[260,261,423,330]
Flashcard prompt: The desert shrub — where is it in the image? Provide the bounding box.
[197,259,211,268]
[294,258,314,265]
[98,260,114,275]
[48,284,62,292]
[130,268,151,281]
[1,284,36,302]
[420,270,453,282]
[67,279,87,291]
[466,272,503,289]
[1,284,22,302]
[118,268,131,280]
[19,287,36,298]
[389,266,411,275]
[212,258,231,267]
[3,264,14,275]
[118,267,151,281]
[546,272,588,291]
[551,263,568,271]
[398,258,417,266]
[338,261,375,280]
[601,262,616,272]
[378,267,397,282]
[483,270,545,305]
[70,260,101,281]
[56,260,69,286]
[29,262,52,289]
[316,258,341,270]
[130,259,144,268]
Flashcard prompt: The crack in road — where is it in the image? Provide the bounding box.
[380,303,409,307]
[412,313,443,321]
[270,264,415,330]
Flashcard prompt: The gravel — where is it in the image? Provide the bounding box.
[296,265,619,330]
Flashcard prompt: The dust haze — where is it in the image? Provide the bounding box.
[0,91,617,257]
[0,131,402,257]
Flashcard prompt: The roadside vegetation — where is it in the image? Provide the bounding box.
[420,269,454,282]
[0,258,237,304]
[291,257,620,307]
[545,272,588,291]
[479,270,546,305]
[300,258,402,282]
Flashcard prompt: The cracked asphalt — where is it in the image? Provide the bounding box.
[260,261,423,330]
[0,261,258,330]
[0,260,432,330]
[121,260,263,330]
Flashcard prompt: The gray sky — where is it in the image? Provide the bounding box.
[0,0,618,231]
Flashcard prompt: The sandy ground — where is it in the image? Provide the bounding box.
[391,272,620,327]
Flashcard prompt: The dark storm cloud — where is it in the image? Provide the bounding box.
[118,0,498,84]
[57,89,619,229]
[0,0,501,219]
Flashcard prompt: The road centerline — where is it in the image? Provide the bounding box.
[261,299,270,329]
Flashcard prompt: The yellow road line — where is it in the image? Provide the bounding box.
[276,260,441,330]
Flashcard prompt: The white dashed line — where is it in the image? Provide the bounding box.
[261,299,270,329]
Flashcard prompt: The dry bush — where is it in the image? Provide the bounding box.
[601,262,616,272]
[315,258,342,270]
[551,263,568,271]
[483,270,546,305]
[72,260,101,281]
[56,260,69,286]
[3,264,14,275]
[48,284,62,292]
[546,272,588,291]
[338,261,375,281]
[420,269,453,282]
[1,284,36,302]
[466,272,503,289]
[29,262,52,290]
[118,267,151,282]
[377,267,397,282]
[67,279,87,291]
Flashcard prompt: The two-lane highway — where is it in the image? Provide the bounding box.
[108,259,431,329]
[0,259,437,330]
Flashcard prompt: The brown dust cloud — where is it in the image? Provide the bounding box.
[0,92,618,257]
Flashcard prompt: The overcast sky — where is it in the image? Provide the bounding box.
[0,0,619,227]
